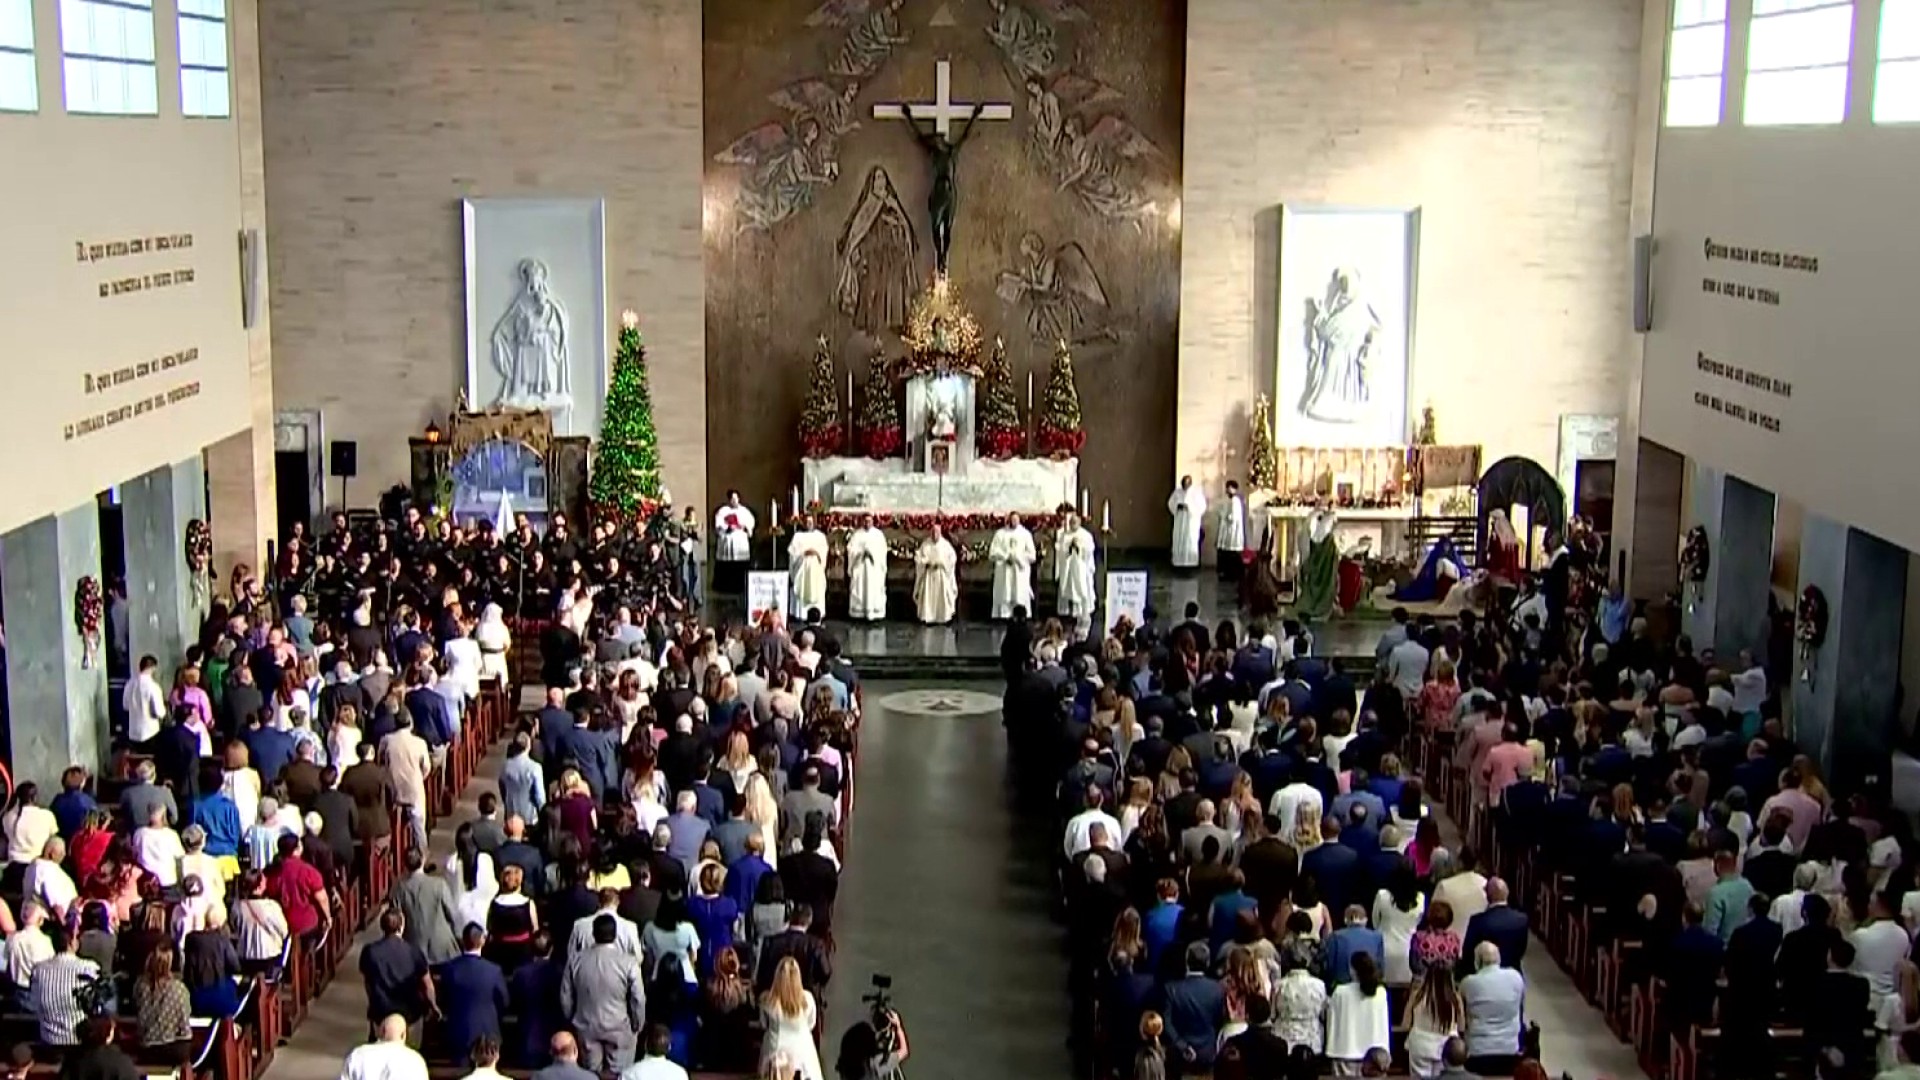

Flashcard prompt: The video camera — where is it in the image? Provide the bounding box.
[861,974,898,1052]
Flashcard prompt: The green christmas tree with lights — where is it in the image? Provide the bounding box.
[589,310,664,516]
[977,335,1022,459]
[1036,338,1085,457]
[797,335,843,458]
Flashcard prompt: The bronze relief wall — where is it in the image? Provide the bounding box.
[703,0,1186,544]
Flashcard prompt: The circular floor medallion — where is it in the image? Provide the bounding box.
[876,688,1005,717]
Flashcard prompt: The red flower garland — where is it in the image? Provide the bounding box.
[800,424,844,460]
[860,424,904,460]
[74,575,103,669]
[1036,423,1086,458]
[977,427,1024,460]
[788,510,1067,534]
[1797,585,1829,650]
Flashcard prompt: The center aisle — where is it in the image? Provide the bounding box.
[824,681,1075,1080]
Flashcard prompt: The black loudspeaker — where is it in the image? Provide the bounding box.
[329,440,358,478]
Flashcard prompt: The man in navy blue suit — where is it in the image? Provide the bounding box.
[1460,877,1530,972]
[438,924,510,1066]
[1301,816,1361,914]
[1229,622,1277,689]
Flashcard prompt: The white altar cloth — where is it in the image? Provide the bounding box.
[1262,503,1415,579]
[803,456,1079,514]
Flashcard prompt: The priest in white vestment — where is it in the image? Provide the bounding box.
[1168,475,1207,570]
[846,516,889,622]
[787,515,829,620]
[989,513,1038,620]
[1214,479,1248,582]
[1056,513,1098,634]
[913,526,958,624]
[713,491,756,594]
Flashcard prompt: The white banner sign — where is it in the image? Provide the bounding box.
[1104,570,1149,630]
[747,571,790,625]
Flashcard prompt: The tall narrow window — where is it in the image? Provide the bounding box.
[1745,0,1855,126]
[1877,0,1920,122]
[1668,0,1729,127]
[60,0,157,116]
[0,0,35,112]
[178,0,226,118]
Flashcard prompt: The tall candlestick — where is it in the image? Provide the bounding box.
[791,485,800,518]
[847,370,854,411]
[1027,372,1034,410]
[1080,489,1090,517]
[770,497,779,530]
[1102,500,1111,533]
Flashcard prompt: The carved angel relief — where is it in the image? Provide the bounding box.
[996,232,1117,347]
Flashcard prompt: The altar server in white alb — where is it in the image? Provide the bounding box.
[914,525,959,625]
[1214,479,1248,582]
[787,514,830,620]
[1167,474,1207,571]
[712,491,756,594]
[846,515,889,621]
[989,512,1038,620]
[1055,512,1098,635]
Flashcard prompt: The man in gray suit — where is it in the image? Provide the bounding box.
[560,915,645,1073]
[780,763,837,849]
[1179,799,1234,866]
[390,846,462,965]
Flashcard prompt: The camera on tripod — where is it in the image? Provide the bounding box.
[861,974,898,1051]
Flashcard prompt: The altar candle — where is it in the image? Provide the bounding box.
[1081,489,1090,517]
[847,370,854,411]
[1101,500,1111,533]
[1027,372,1034,410]
[791,485,800,517]
[770,497,779,529]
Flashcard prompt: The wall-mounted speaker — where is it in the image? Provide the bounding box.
[1632,233,1654,333]
[239,228,260,330]
[329,440,358,479]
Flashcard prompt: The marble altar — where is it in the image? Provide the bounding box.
[803,456,1079,514]
[1264,502,1414,579]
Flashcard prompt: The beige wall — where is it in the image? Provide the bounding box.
[258,0,707,515]
[1177,0,1644,497]
[0,0,256,536]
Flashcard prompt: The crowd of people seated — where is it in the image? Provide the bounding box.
[992,521,1920,1080]
[0,505,861,1080]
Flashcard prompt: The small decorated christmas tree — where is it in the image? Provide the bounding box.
[977,335,1022,459]
[589,311,664,517]
[797,335,843,458]
[1036,338,1085,457]
[858,351,903,459]
[1249,394,1278,491]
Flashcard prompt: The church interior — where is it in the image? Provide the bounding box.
[4,0,1920,1077]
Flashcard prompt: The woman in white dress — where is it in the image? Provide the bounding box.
[759,956,823,1080]
[1372,867,1427,985]
[446,823,498,934]
[745,773,780,869]
[1402,964,1463,1080]
[474,603,513,685]
[1325,952,1392,1074]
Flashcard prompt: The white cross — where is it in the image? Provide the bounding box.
[872,58,1014,138]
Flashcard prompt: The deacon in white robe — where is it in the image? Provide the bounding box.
[1168,474,1207,570]
[1214,479,1248,582]
[846,517,889,622]
[989,513,1038,620]
[1056,514,1098,632]
[787,516,829,620]
[913,527,958,625]
[713,491,756,594]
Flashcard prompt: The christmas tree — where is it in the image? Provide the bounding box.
[858,351,903,459]
[589,311,664,516]
[1249,394,1278,491]
[1036,338,1085,457]
[977,335,1022,459]
[797,335,843,458]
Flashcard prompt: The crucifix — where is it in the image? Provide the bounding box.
[873,58,1014,275]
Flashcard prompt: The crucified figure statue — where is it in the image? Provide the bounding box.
[905,103,985,276]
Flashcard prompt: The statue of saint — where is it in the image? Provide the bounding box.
[905,103,986,276]
[1299,267,1382,424]
[490,258,571,410]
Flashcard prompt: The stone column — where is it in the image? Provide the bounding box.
[122,457,209,671]
[0,505,110,781]
[1681,463,1723,646]
[1792,517,1907,791]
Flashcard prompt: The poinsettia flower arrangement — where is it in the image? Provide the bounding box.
[74,576,103,669]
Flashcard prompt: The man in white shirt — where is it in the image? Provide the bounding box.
[1770,862,1820,935]
[133,803,186,887]
[617,1026,689,1080]
[124,655,168,744]
[342,1015,430,1080]
[24,839,77,920]
[1268,778,1324,840]
[1730,650,1767,723]
[1850,891,1912,1000]
[1062,788,1123,860]
[5,902,53,996]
